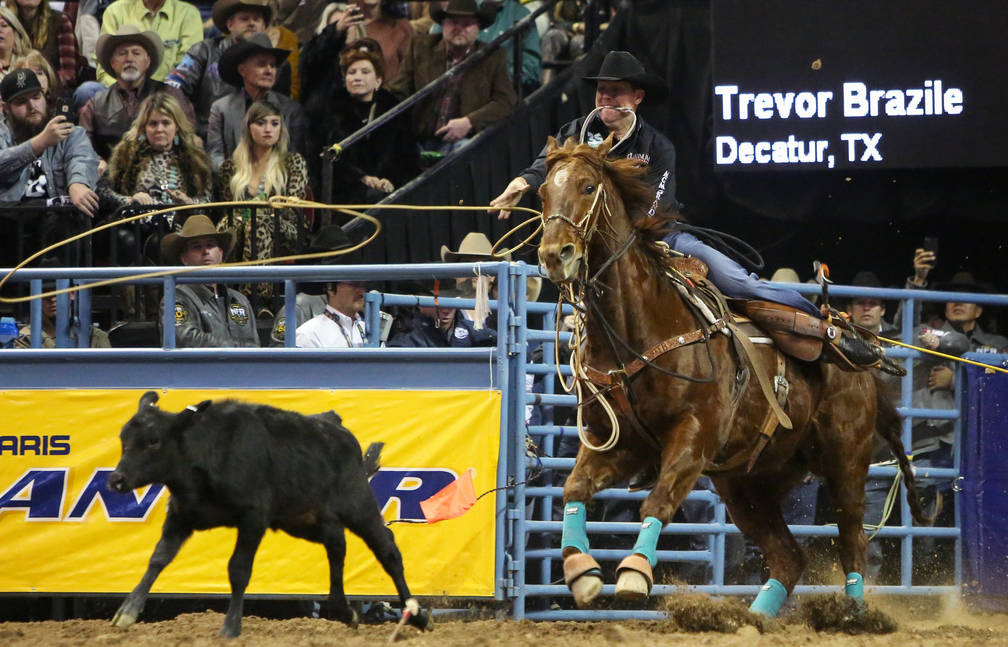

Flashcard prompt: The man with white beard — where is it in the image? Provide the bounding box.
[78,25,195,162]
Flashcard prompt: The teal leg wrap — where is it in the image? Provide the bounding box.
[845,572,865,606]
[749,578,788,618]
[561,502,589,554]
[630,516,664,567]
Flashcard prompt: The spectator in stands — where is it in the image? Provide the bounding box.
[0,7,30,81]
[346,0,412,82]
[96,0,203,86]
[440,230,506,330]
[207,32,305,171]
[11,0,81,88]
[431,0,540,94]
[10,50,60,108]
[268,224,348,345]
[492,50,676,219]
[275,0,333,45]
[388,280,495,347]
[387,0,516,154]
[98,92,211,220]
[295,231,368,348]
[263,0,300,98]
[79,26,195,162]
[935,271,1008,354]
[217,100,308,313]
[163,0,273,140]
[298,2,360,109]
[13,258,112,348]
[540,0,586,85]
[307,39,416,201]
[159,214,260,347]
[0,69,99,220]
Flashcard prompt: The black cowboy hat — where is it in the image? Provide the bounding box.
[431,0,499,30]
[934,271,994,295]
[219,32,290,88]
[302,225,368,293]
[583,50,667,99]
[846,270,898,315]
[212,0,273,34]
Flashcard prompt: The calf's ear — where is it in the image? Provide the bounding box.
[139,391,160,411]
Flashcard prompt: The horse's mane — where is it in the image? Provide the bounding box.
[545,138,681,271]
[544,137,681,240]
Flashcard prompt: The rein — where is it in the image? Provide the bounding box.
[545,182,724,453]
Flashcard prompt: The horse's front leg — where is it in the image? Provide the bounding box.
[615,414,708,599]
[562,444,644,607]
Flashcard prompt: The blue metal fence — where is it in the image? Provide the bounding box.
[3,263,1006,617]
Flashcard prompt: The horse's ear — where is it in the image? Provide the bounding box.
[545,136,560,155]
[596,133,616,156]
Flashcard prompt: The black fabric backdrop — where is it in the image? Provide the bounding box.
[348,0,1008,292]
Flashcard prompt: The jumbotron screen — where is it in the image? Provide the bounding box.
[711,0,1008,171]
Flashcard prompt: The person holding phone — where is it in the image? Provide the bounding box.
[0,69,99,218]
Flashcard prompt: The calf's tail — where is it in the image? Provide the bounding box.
[873,376,937,525]
[362,442,384,478]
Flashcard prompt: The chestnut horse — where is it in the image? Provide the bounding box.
[536,136,929,616]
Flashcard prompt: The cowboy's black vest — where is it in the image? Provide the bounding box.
[91,78,170,159]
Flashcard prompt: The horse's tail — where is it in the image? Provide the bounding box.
[873,375,937,525]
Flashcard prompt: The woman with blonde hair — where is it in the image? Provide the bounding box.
[10,0,80,86]
[217,100,308,312]
[9,48,59,103]
[0,7,30,79]
[99,92,212,221]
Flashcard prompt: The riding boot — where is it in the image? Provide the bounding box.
[743,301,906,376]
[832,327,907,376]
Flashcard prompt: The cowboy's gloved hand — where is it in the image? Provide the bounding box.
[490,176,531,220]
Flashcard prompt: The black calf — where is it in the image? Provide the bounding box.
[108,391,430,638]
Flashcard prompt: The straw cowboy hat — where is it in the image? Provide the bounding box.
[430,0,499,30]
[212,0,273,33]
[95,25,164,79]
[583,50,668,98]
[440,232,510,262]
[219,32,291,88]
[161,215,236,263]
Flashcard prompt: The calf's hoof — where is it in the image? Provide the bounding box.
[614,553,653,599]
[218,622,241,639]
[111,601,139,628]
[404,598,431,631]
[563,552,603,607]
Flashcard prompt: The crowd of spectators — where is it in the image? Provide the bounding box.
[1,0,584,305]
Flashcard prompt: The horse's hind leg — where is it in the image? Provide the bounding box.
[712,473,808,617]
[562,445,645,606]
[815,379,874,605]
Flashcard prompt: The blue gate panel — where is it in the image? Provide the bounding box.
[961,361,1008,610]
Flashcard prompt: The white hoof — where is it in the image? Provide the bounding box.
[570,573,603,607]
[614,570,650,599]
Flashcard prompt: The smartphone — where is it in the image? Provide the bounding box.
[56,99,74,123]
[922,236,939,254]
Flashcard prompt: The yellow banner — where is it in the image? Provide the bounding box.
[0,389,500,596]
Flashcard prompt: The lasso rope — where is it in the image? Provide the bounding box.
[878,335,1008,375]
[0,197,543,303]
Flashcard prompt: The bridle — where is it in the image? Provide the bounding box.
[542,154,721,452]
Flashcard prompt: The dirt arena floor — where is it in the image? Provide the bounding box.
[2,595,1006,647]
